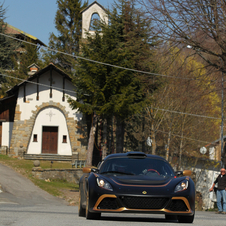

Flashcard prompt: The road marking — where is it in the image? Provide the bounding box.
[0,198,18,205]
[0,200,18,204]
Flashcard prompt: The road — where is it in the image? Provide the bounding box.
[0,163,225,226]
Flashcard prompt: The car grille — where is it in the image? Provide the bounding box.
[119,196,170,209]
[96,196,189,211]
[98,198,120,210]
[166,199,188,211]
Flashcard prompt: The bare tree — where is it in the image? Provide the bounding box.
[139,0,226,71]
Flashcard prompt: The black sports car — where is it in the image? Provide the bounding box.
[79,152,195,223]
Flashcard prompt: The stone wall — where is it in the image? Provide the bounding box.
[32,167,83,184]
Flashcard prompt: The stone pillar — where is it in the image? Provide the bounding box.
[72,149,79,163]
[18,145,24,158]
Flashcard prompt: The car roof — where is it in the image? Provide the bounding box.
[104,151,166,161]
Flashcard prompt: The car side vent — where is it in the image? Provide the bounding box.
[127,152,147,158]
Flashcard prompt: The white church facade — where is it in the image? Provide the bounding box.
[1,64,87,159]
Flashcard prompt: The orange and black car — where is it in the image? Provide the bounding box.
[79,152,195,223]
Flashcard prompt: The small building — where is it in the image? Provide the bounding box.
[0,64,87,160]
[4,24,46,68]
[205,136,226,164]
[5,23,45,46]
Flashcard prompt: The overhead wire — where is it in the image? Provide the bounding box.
[0,32,214,81]
[0,33,223,146]
[0,73,77,95]
[151,107,223,120]
[156,129,210,144]
[1,71,223,122]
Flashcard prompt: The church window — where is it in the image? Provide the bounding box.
[63,135,67,143]
[33,134,37,142]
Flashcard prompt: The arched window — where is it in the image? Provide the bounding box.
[89,13,101,31]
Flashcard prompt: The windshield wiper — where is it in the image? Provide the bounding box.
[101,171,135,175]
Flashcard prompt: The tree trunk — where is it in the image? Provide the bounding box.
[142,115,145,152]
[116,116,125,153]
[86,112,98,166]
[165,130,171,161]
[151,122,156,155]
[102,118,107,160]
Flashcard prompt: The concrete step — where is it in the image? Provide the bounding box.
[24,154,72,161]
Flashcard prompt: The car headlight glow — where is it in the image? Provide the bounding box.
[174,180,189,192]
[96,178,113,191]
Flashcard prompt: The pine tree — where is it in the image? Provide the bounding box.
[43,0,88,76]
[0,3,16,87]
[4,40,41,92]
[68,0,160,156]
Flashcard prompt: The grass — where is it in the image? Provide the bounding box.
[0,154,79,197]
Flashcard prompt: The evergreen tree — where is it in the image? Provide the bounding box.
[4,40,42,92]
[0,3,16,90]
[42,0,88,76]
[68,0,160,156]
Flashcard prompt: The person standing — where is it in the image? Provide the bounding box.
[209,168,226,214]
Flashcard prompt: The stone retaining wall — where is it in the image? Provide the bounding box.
[32,167,83,183]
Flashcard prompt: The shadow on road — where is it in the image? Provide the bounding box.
[100,215,177,223]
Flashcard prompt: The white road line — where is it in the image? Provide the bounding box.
[0,201,18,204]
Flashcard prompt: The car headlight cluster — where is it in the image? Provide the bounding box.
[96,177,113,191]
[174,180,189,192]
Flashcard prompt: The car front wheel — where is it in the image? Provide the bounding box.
[86,189,101,220]
[78,190,86,217]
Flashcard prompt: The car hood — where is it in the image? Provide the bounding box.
[95,173,191,195]
[102,174,173,186]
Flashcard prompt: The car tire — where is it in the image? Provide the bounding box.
[86,189,101,220]
[165,215,177,221]
[78,190,86,217]
[177,215,194,223]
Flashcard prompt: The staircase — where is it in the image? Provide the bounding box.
[24,154,72,161]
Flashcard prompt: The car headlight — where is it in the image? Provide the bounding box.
[174,180,189,192]
[96,178,113,191]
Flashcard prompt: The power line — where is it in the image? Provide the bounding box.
[0,32,206,81]
[1,72,223,121]
[156,129,209,144]
[0,73,77,95]
[0,75,219,145]
[152,107,222,120]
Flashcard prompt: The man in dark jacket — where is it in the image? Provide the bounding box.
[209,168,226,214]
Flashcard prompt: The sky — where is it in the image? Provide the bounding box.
[3,0,113,46]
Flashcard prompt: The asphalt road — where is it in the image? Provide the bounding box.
[0,163,226,226]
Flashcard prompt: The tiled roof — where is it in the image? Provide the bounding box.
[5,24,46,46]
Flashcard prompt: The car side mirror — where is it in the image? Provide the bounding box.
[82,167,99,173]
[183,170,192,176]
[83,167,91,173]
[91,168,99,173]
[175,170,192,177]
[175,171,183,177]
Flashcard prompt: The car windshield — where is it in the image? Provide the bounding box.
[99,157,174,178]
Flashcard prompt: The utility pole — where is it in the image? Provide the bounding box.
[219,57,224,167]
[221,64,224,167]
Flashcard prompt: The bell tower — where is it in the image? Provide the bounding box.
[81,1,108,39]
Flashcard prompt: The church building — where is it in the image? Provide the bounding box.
[0,1,107,160]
